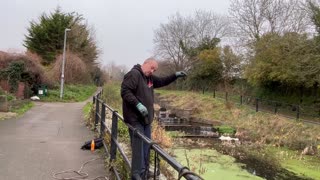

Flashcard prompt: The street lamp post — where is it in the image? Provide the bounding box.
[60,28,71,99]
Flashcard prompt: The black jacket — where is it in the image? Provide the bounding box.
[121,64,177,125]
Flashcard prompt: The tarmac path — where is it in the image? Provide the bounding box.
[0,101,107,180]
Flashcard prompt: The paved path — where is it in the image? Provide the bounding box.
[0,101,107,180]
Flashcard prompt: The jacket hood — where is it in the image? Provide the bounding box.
[132,64,144,76]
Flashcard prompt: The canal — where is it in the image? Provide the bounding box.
[156,107,313,180]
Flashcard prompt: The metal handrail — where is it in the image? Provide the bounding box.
[92,90,203,180]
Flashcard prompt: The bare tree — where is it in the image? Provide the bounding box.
[192,10,232,46]
[230,0,312,43]
[229,0,267,41]
[103,61,128,82]
[305,0,320,35]
[265,0,310,33]
[153,13,193,71]
[153,11,231,71]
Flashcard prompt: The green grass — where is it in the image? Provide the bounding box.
[40,84,97,102]
[11,101,34,115]
[83,102,93,119]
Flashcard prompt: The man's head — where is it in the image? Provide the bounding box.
[141,57,158,77]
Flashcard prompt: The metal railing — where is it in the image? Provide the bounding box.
[92,90,203,180]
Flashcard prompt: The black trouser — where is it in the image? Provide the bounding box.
[129,123,151,180]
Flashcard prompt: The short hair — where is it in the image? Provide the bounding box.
[143,57,157,64]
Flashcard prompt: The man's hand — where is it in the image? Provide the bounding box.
[175,71,187,78]
[136,102,148,117]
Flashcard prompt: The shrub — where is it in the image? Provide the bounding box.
[49,52,92,85]
[0,51,48,96]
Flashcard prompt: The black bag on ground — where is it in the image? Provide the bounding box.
[81,137,104,150]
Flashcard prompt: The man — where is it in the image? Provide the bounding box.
[121,57,186,179]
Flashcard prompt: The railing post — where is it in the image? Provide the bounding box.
[225,92,228,101]
[100,103,106,138]
[213,90,215,98]
[93,95,95,104]
[296,105,300,120]
[110,111,118,161]
[256,98,259,112]
[202,88,205,94]
[274,102,278,114]
[95,98,100,130]
[240,95,243,105]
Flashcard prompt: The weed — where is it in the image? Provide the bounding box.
[152,121,172,148]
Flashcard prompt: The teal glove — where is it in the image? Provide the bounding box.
[136,102,148,117]
[175,71,187,78]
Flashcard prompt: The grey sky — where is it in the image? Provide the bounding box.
[1,0,230,68]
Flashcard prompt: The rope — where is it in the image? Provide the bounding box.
[52,158,108,180]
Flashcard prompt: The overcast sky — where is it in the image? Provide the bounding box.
[1,0,230,68]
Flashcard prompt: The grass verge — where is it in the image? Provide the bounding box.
[40,84,97,102]
[11,101,34,116]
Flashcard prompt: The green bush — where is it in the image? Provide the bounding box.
[6,94,16,101]
[216,125,236,135]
